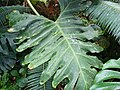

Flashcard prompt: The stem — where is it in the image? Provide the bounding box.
[26,0,40,16]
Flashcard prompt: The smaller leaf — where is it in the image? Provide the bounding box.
[91,82,120,90]
[17,78,28,88]
[90,58,120,90]
[19,68,27,75]
[2,73,9,84]
[10,70,19,77]
[102,59,120,69]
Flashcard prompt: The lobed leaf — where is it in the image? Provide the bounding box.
[8,0,103,90]
[90,58,120,90]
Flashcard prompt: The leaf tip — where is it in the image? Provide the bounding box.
[8,28,14,32]
[28,64,34,70]
[22,62,25,66]
[40,81,44,85]
[16,48,24,52]
[13,10,17,12]
[52,81,58,88]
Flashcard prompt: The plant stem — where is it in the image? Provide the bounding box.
[26,0,40,16]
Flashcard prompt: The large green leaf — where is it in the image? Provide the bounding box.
[90,58,120,90]
[86,1,120,44]
[8,0,103,90]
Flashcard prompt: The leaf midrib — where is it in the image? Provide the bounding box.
[55,22,88,89]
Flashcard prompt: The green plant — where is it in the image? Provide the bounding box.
[91,58,120,90]
[8,0,104,90]
[0,70,28,90]
[0,0,120,90]
[86,0,120,44]
[0,5,30,89]
[0,5,30,73]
